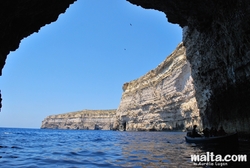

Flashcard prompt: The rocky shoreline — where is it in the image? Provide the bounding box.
[41,109,116,130]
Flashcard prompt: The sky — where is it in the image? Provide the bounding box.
[0,0,182,128]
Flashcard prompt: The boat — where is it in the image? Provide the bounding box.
[185,132,238,143]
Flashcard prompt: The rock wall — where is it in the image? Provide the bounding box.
[183,20,250,133]
[114,43,200,131]
[41,109,116,130]
[128,0,250,134]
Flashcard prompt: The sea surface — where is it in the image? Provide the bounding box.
[0,128,249,168]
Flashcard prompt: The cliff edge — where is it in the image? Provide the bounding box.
[114,43,200,131]
[41,109,116,130]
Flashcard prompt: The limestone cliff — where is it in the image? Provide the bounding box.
[114,43,200,131]
[41,109,116,130]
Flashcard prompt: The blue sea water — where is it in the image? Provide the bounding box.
[0,128,249,168]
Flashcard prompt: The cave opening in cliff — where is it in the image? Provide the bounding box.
[123,122,127,131]
[119,121,127,131]
[0,0,181,128]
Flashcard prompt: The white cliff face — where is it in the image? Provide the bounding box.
[41,109,116,130]
[114,43,201,131]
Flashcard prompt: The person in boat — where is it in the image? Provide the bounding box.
[202,127,210,137]
[210,127,218,137]
[192,125,201,137]
[218,126,226,136]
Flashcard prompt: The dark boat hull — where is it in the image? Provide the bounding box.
[185,133,238,143]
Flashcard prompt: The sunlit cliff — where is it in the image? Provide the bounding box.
[114,43,200,131]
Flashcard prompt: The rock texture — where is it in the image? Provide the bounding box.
[41,109,116,130]
[128,0,250,134]
[114,43,200,131]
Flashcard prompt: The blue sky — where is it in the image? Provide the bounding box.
[0,0,182,128]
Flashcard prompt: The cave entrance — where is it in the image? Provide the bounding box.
[119,121,126,131]
[122,122,127,131]
[123,122,126,131]
[0,0,181,128]
[94,124,100,130]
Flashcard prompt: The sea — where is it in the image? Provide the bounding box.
[0,128,249,168]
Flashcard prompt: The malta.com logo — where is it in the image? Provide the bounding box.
[190,152,247,167]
